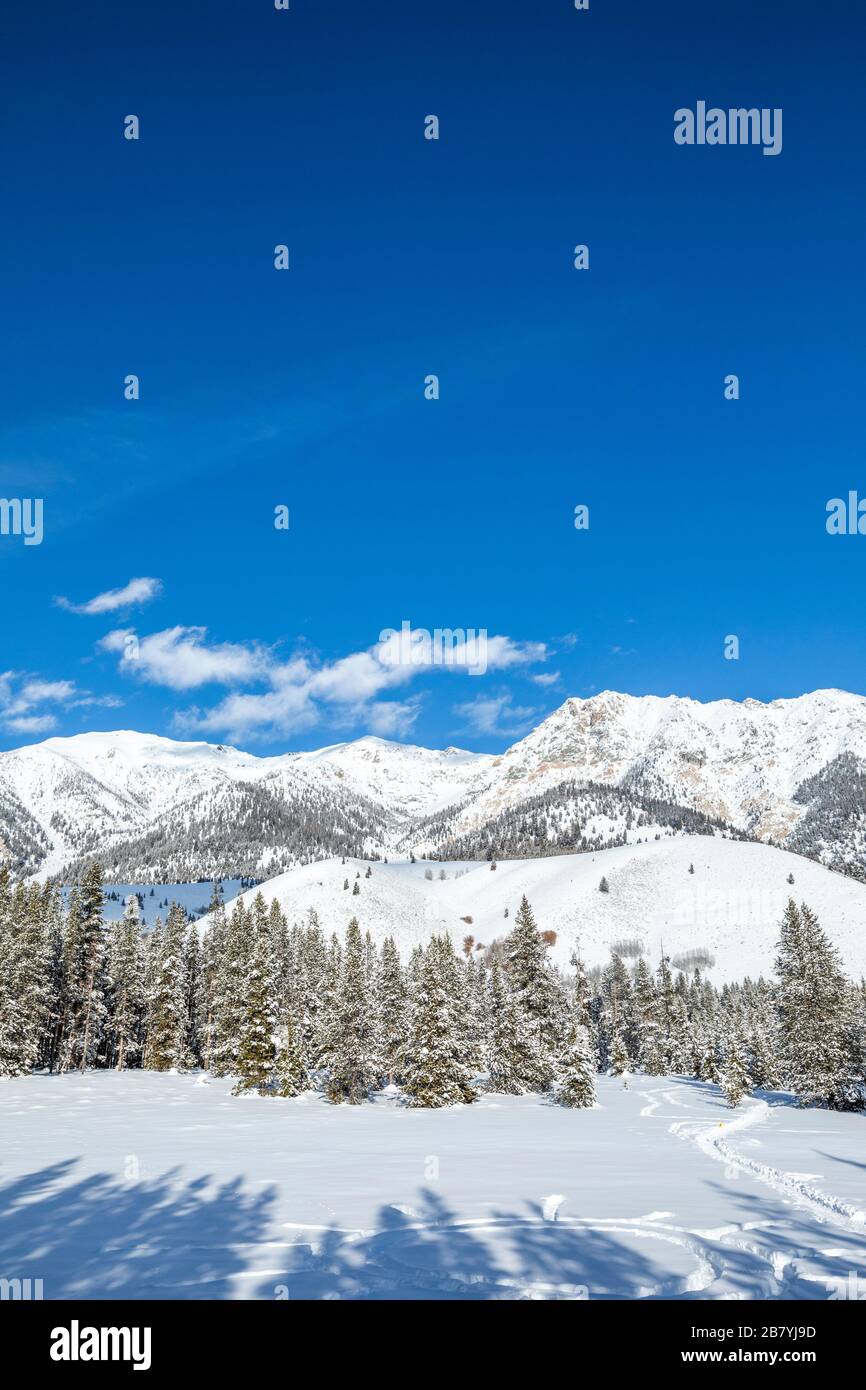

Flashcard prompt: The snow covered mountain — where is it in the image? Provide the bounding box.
[418,688,866,868]
[1,688,865,881]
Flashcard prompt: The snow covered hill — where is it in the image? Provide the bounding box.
[210,835,866,982]
[2,687,866,881]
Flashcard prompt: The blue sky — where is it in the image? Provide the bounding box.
[1,0,864,753]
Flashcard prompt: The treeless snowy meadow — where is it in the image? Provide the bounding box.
[2,1071,864,1301]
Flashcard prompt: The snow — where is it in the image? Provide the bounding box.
[213,836,866,981]
[289,735,491,820]
[2,1071,863,1300]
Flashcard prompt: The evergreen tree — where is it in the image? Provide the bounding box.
[312,932,342,1072]
[58,870,107,1073]
[775,900,850,1107]
[327,918,378,1103]
[609,1030,630,1076]
[0,877,52,1076]
[273,1013,307,1097]
[486,960,546,1094]
[199,885,226,1072]
[558,1023,597,1108]
[232,905,276,1095]
[403,937,476,1107]
[107,896,145,1071]
[210,898,250,1075]
[76,864,108,1071]
[182,924,203,1067]
[377,936,408,1084]
[502,896,563,1087]
[145,902,191,1071]
[720,1036,752,1107]
[599,952,632,1069]
[632,957,664,1074]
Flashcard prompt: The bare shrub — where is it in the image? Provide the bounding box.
[610,936,644,959]
[671,948,715,974]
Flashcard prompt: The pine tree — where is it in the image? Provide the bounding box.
[775,900,850,1107]
[41,884,65,1072]
[273,1013,307,1097]
[58,869,107,1073]
[403,937,476,1107]
[502,896,563,1087]
[377,936,408,1084]
[312,932,342,1072]
[600,952,632,1069]
[107,896,145,1071]
[293,911,327,1069]
[486,960,546,1094]
[327,918,378,1103]
[632,957,664,1074]
[76,864,108,1071]
[232,904,276,1095]
[182,924,203,1067]
[842,980,866,1108]
[145,902,191,1072]
[609,1030,630,1076]
[210,898,250,1075]
[0,877,53,1076]
[199,885,226,1072]
[745,983,780,1090]
[558,1023,597,1108]
[720,1036,752,1107]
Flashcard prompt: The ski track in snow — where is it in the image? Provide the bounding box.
[671,1096,866,1230]
[620,1088,866,1299]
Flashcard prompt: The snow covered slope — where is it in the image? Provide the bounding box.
[3,688,866,880]
[212,835,866,982]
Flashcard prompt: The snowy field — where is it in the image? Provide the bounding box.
[1,1073,864,1300]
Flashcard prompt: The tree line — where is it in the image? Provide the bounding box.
[0,863,863,1112]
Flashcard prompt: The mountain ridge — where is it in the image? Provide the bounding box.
[2,688,864,881]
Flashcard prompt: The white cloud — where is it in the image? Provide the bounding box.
[99,625,269,692]
[6,679,77,713]
[530,671,561,687]
[5,713,58,734]
[376,627,547,675]
[452,692,539,738]
[56,576,163,615]
[359,698,422,738]
[0,672,121,737]
[100,623,547,742]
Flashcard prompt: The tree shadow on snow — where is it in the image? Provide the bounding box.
[0,1159,277,1300]
[254,1188,683,1301]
